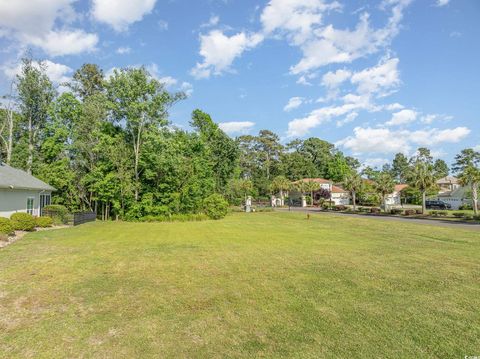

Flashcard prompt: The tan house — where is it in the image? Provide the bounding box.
[436,176,460,193]
[385,184,409,206]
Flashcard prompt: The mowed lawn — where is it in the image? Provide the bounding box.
[1,213,479,358]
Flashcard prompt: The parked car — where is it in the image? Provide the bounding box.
[425,200,451,210]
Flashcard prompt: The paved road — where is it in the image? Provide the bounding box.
[276,207,480,231]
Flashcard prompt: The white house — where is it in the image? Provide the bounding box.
[431,185,472,210]
[385,184,409,206]
[0,163,55,218]
[290,178,350,206]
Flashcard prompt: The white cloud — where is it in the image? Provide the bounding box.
[2,60,72,85]
[337,126,470,155]
[290,1,410,74]
[158,19,168,31]
[362,157,390,169]
[191,30,263,79]
[0,0,98,56]
[436,0,450,6]
[261,0,342,45]
[283,97,304,111]
[321,68,351,88]
[473,145,480,152]
[219,121,255,135]
[201,15,220,28]
[336,111,358,127]
[92,0,157,31]
[350,57,400,96]
[26,30,98,56]
[116,46,131,54]
[384,102,404,111]
[180,82,194,97]
[337,126,410,154]
[386,109,417,126]
[159,76,178,87]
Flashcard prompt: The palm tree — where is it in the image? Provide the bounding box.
[453,149,480,215]
[407,161,437,214]
[270,176,291,206]
[374,172,395,212]
[343,172,363,211]
[292,181,308,207]
[304,180,320,205]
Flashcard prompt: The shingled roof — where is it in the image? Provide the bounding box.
[0,163,55,191]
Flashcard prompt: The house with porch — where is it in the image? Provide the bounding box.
[289,178,350,206]
[0,163,55,218]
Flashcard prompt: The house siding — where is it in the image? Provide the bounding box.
[0,189,51,218]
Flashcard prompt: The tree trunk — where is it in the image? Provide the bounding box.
[352,191,356,212]
[382,195,387,213]
[27,116,33,174]
[422,191,426,214]
[472,183,478,216]
[279,189,284,206]
[310,191,314,206]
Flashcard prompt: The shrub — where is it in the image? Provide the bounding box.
[459,203,473,210]
[43,204,69,224]
[0,233,8,242]
[36,216,53,228]
[334,205,347,211]
[203,194,229,220]
[473,215,480,221]
[404,209,416,216]
[391,209,403,215]
[10,213,36,231]
[437,211,448,217]
[416,209,423,215]
[429,210,438,216]
[370,207,381,214]
[464,215,474,220]
[0,218,14,235]
[453,212,466,218]
[140,213,209,222]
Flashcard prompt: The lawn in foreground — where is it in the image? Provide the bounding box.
[0,212,479,358]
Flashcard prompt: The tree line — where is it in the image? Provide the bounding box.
[1,58,479,219]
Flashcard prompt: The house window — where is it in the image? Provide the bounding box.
[40,194,51,216]
[27,197,34,215]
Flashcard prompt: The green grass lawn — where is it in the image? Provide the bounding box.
[1,212,479,358]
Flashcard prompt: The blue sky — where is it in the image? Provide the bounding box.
[0,0,479,167]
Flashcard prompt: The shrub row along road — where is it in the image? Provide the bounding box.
[277,207,480,230]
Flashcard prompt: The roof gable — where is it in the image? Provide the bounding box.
[0,163,55,191]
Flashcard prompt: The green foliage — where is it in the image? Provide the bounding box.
[0,218,14,235]
[36,216,53,228]
[203,193,229,220]
[140,213,209,222]
[10,212,36,231]
[43,204,69,224]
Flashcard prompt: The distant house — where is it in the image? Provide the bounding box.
[431,186,472,210]
[290,178,350,206]
[385,184,409,206]
[0,163,55,218]
[437,176,460,193]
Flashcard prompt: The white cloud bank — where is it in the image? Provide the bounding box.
[283,97,304,112]
[0,0,98,56]
[92,0,157,31]
[219,121,255,135]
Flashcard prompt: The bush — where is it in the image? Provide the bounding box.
[429,210,438,216]
[0,218,14,235]
[473,215,480,221]
[36,216,53,228]
[464,215,474,220]
[203,194,229,220]
[333,205,347,211]
[416,209,423,215]
[404,209,416,216]
[140,213,209,222]
[10,212,36,231]
[459,203,473,210]
[453,212,466,218]
[0,233,8,242]
[43,204,69,224]
[391,209,403,215]
[370,207,381,214]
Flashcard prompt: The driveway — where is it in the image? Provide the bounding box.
[276,207,480,231]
